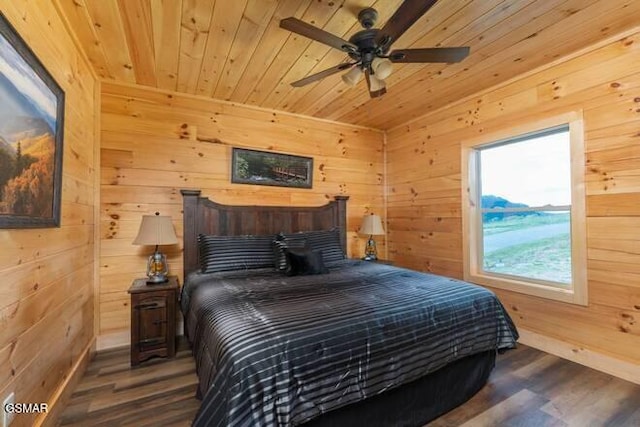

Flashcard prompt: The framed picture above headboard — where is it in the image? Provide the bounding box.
[231,148,313,189]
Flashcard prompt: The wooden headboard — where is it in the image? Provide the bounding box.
[181,189,349,276]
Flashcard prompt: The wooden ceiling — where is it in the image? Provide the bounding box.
[58,0,640,130]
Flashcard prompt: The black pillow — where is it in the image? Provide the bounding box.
[285,248,329,276]
[272,234,307,271]
[198,234,274,273]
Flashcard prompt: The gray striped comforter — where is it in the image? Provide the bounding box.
[181,260,518,427]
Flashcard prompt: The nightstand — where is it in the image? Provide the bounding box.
[128,276,179,366]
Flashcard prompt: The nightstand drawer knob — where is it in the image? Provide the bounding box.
[135,302,163,309]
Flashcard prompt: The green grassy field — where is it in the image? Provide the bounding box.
[483,233,571,284]
[482,212,570,235]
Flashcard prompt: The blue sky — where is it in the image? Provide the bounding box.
[0,31,57,124]
[480,131,571,207]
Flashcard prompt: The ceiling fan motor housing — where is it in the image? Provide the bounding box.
[348,29,382,63]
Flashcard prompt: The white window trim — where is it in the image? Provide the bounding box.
[461,111,587,306]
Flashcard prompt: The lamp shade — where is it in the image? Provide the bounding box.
[133,213,178,246]
[368,74,386,93]
[360,214,385,236]
[371,57,393,80]
[342,66,363,86]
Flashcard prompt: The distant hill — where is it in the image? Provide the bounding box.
[0,135,14,156]
[0,116,53,146]
[21,133,54,157]
[482,195,537,220]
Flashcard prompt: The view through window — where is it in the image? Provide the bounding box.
[478,125,571,285]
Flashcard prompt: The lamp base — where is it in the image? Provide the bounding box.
[146,276,169,285]
[146,250,170,285]
[363,235,378,261]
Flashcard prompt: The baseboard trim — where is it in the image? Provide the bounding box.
[97,331,130,350]
[518,328,640,385]
[36,337,95,427]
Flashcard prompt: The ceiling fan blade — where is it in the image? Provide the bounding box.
[389,47,470,63]
[291,63,355,87]
[280,17,355,52]
[365,69,386,98]
[378,0,438,51]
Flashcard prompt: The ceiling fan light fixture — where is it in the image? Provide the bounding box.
[368,73,386,92]
[371,57,393,80]
[342,66,363,86]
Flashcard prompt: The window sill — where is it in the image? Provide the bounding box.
[465,271,587,306]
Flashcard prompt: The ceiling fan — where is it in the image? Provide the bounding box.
[279,0,470,98]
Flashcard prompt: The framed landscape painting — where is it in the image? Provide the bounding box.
[0,12,64,228]
[232,148,313,189]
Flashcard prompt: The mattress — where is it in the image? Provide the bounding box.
[180,260,518,427]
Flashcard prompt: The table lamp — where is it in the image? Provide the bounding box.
[359,214,385,261]
[133,212,178,284]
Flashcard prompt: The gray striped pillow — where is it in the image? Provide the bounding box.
[281,228,345,264]
[198,234,275,273]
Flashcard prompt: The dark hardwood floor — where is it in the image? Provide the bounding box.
[57,341,640,426]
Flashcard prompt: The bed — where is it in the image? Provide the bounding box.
[180,190,518,427]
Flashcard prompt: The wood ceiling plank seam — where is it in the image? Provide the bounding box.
[176,0,217,94]
[84,0,137,83]
[305,0,508,120]
[53,0,112,79]
[229,0,311,103]
[279,48,354,112]
[261,0,396,110]
[273,0,405,112]
[212,0,279,100]
[150,0,183,91]
[150,0,163,71]
[195,0,249,97]
[261,14,356,108]
[334,0,581,126]
[359,0,632,128]
[116,0,157,86]
[239,2,339,107]
[245,0,345,107]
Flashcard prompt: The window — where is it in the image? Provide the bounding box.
[462,112,587,305]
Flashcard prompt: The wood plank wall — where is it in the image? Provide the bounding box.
[386,28,640,365]
[99,82,384,348]
[0,1,98,426]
